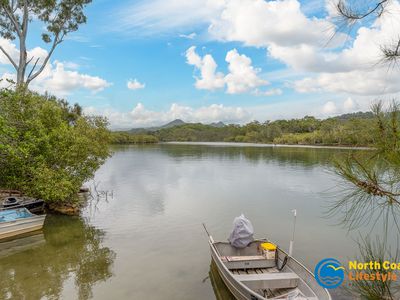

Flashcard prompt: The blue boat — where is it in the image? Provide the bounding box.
[0,208,46,240]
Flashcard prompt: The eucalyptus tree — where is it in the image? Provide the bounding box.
[0,0,91,89]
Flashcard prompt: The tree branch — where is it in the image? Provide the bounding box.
[337,0,388,21]
[27,57,40,80]
[2,3,21,37]
[0,45,17,70]
[26,33,64,84]
[22,0,28,39]
[381,39,400,66]
[26,55,34,66]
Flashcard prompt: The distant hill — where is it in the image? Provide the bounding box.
[128,119,186,133]
[209,121,226,128]
[127,119,226,133]
[162,119,186,128]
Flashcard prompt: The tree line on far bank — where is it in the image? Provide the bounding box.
[111,112,377,147]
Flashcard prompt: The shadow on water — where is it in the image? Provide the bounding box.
[0,214,116,300]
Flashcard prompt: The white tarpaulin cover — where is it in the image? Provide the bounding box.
[228,214,254,248]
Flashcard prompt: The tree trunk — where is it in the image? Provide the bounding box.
[17,40,27,89]
[16,0,29,90]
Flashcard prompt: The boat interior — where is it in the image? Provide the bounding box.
[0,208,33,222]
[214,240,316,299]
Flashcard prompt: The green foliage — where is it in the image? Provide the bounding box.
[110,132,158,144]
[348,237,399,300]
[0,89,110,203]
[155,123,240,142]
[0,0,92,87]
[331,101,400,299]
[331,102,400,231]
[120,113,377,146]
[0,1,91,42]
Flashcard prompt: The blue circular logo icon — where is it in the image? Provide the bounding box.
[315,258,345,289]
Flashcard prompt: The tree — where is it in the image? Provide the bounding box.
[0,88,110,203]
[332,102,400,230]
[330,103,400,299]
[335,0,399,65]
[0,0,92,89]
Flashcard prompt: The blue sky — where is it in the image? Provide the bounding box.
[1,0,399,128]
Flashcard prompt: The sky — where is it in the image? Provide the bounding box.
[1,0,400,129]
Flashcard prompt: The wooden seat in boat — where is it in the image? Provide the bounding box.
[221,255,265,262]
[221,255,276,269]
[234,272,300,290]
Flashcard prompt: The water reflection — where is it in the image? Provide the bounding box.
[0,233,45,258]
[209,260,235,300]
[0,215,115,300]
[117,143,365,168]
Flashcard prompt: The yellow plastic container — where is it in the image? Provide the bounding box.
[260,242,277,259]
[260,242,277,251]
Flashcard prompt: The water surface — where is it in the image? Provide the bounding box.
[0,143,376,299]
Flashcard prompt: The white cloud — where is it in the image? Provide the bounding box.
[186,46,269,94]
[179,32,197,39]
[253,88,283,97]
[1,62,111,96]
[127,79,146,90]
[224,49,268,94]
[33,62,110,96]
[0,72,16,89]
[60,61,80,70]
[320,98,361,116]
[322,101,337,114]
[343,97,359,111]
[0,38,19,65]
[209,0,342,48]
[185,46,225,91]
[113,0,225,36]
[84,102,252,129]
[288,0,400,95]
[112,0,400,98]
[294,68,400,96]
[0,41,111,96]
[185,46,202,68]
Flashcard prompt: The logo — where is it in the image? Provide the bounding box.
[315,258,345,289]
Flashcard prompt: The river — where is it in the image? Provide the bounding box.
[0,143,379,299]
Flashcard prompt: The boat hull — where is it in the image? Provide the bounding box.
[0,216,46,240]
[209,239,331,300]
[210,241,265,300]
[1,197,45,213]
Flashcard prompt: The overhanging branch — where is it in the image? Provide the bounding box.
[337,0,388,21]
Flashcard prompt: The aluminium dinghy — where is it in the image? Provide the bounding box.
[204,216,331,300]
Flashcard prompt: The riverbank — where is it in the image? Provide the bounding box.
[0,189,89,216]
[162,141,373,150]
[111,139,373,150]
